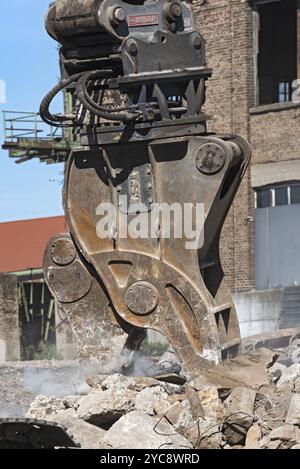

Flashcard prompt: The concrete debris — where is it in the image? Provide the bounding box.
[129,376,165,392]
[223,387,256,446]
[245,423,262,449]
[101,374,136,392]
[268,362,287,384]
[135,386,169,415]
[101,411,192,449]
[172,400,194,434]
[190,349,276,392]
[197,385,226,423]
[86,374,108,390]
[62,395,81,410]
[153,399,172,417]
[77,389,137,427]
[277,364,300,391]
[3,347,300,449]
[260,425,300,450]
[285,394,300,425]
[197,417,223,449]
[51,413,106,449]
[155,351,182,376]
[293,377,300,393]
[28,396,66,420]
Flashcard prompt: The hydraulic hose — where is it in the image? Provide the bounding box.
[39,72,85,127]
[75,70,141,122]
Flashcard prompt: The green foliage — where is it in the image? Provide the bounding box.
[140,339,168,357]
[22,341,63,361]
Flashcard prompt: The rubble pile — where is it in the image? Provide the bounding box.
[27,348,300,449]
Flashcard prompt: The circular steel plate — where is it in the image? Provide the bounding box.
[125,281,159,316]
[195,142,226,175]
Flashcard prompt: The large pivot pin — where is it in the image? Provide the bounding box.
[195,143,226,175]
[125,281,159,316]
[50,238,76,266]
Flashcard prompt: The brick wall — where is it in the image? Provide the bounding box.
[192,0,255,291]
[250,104,300,165]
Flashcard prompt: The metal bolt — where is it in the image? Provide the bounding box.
[170,2,182,18]
[113,7,126,23]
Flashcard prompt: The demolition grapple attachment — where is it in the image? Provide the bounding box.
[42,0,251,379]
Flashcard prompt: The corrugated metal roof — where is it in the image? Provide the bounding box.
[0,216,67,273]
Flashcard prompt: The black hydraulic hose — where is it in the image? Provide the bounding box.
[79,71,130,112]
[76,70,141,122]
[39,72,85,127]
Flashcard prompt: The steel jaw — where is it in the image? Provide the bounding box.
[44,133,251,379]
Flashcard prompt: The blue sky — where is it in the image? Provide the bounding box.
[0,0,64,222]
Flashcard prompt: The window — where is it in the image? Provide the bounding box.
[255,182,300,290]
[255,183,300,208]
[291,185,300,204]
[255,0,297,105]
[256,188,271,208]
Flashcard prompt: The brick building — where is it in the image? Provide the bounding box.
[2,0,300,342]
[0,216,75,361]
[192,0,300,288]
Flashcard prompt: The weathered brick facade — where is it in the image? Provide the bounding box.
[192,0,300,292]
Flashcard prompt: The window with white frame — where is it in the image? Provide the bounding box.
[255,183,300,209]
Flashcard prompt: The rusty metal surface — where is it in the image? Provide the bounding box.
[42,1,251,379]
[58,135,250,377]
[44,234,127,359]
[125,281,159,316]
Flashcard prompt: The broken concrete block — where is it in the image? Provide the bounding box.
[52,413,106,449]
[163,401,183,426]
[153,399,172,417]
[77,389,136,427]
[245,423,262,449]
[135,386,169,415]
[261,425,298,450]
[268,362,287,385]
[101,374,136,392]
[27,395,66,420]
[172,400,194,434]
[86,374,109,390]
[277,364,300,391]
[63,395,81,410]
[184,416,222,449]
[285,394,300,425]
[293,377,300,393]
[197,385,226,423]
[185,385,204,420]
[223,387,256,446]
[131,376,165,392]
[102,411,192,449]
[197,417,223,449]
[190,349,274,392]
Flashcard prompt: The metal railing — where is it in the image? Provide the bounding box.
[2,110,62,142]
